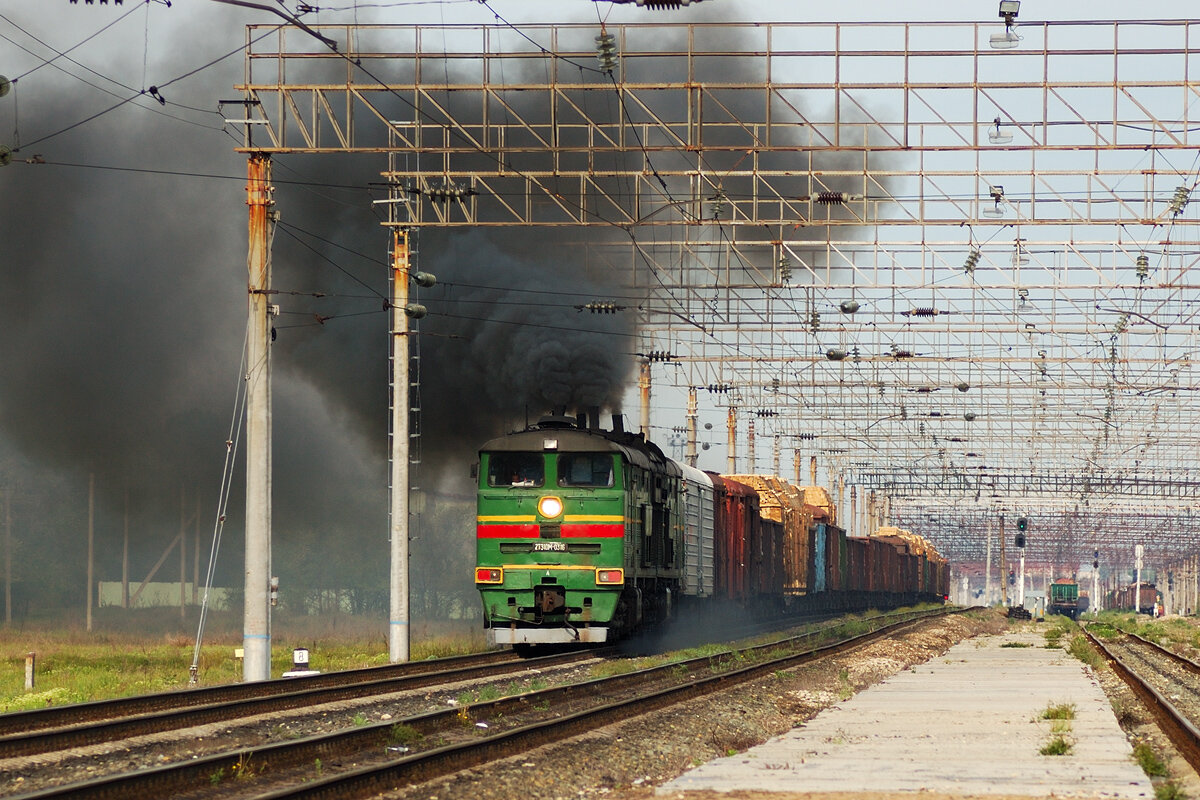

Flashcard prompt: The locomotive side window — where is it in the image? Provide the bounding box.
[556,454,614,487]
[487,453,545,487]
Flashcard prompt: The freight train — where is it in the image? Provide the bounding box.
[1105,582,1161,615]
[474,413,949,647]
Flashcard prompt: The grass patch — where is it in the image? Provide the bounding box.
[1000,642,1031,648]
[0,614,488,709]
[1109,697,1140,728]
[1155,781,1186,800]
[1039,735,1073,756]
[836,667,853,700]
[388,723,421,746]
[1042,702,1076,721]
[1134,743,1169,778]
[1067,634,1103,669]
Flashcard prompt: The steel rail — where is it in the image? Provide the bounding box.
[252,608,962,800]
[0,649,517,739]
[7,608,958,800]
[1084,630,1200,772]
[0,649,601,759]
[1122,631,1200,676]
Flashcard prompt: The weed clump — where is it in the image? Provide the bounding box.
[1134,743,1168,778]
[1067,634,1102,669]
[1042,703,1076,721]
[1039,735,1072,756]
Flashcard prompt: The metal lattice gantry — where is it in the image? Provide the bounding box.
[234,17,1200,569]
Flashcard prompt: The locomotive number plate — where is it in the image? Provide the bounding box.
[533,541,568,552]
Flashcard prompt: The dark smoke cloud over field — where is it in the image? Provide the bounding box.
[0,4,638,613]
[0,2,892,617]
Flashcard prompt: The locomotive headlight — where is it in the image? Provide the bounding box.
[537,495,564,518]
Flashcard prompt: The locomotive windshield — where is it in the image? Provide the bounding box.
[557,453,614,487]
[487,452,544,487]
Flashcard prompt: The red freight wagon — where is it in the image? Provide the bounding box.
[708,473,755,604]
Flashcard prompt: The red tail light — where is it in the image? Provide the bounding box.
[475,567,503,584]
[595,569,624,585]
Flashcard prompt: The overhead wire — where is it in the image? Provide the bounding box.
[1,4,144,83]
[12,19,285,151]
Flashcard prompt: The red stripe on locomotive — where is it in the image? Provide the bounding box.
[561,523,623,538]
[476,524,539,538]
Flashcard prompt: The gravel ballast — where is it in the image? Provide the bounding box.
[382,610,1008,800]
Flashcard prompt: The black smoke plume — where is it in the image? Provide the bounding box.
[0,5,895,621]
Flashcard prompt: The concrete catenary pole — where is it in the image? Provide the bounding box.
[685,388,698,467]
[999,514,1008,606]
[726,407,737,474]
[122,489,129,608]
[747,419,756,472]
[985,517,993,605]
[5,487,11,625]
[836,474,844,527]
[1018,546,1026,607]
[180,487,186,619]
[1134,543,1144,614]
[244,152,274,682]
[639,360,651,437]
[87,473,94,632]
[390,229,412,663]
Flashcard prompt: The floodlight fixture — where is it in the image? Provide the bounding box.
[1012,239,1030,266]
[990,3,1022,49]
[981,185,1005,218]
[988,116,1013,144]
[989,29,1021,49]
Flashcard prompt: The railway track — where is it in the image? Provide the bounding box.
[1084,627,1200,771]
[8,606,959,800]
[0,648,598,760]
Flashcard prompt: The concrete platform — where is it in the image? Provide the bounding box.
[658,629,1153,798]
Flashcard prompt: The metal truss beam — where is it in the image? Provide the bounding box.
[238,18,1200,570]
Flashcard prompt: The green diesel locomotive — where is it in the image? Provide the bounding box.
[476,413,685,646]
